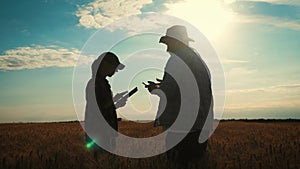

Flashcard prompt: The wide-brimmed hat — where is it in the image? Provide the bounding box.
[159,25,194,45]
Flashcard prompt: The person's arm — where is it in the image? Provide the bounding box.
[113,91,128,109]
[143,81,161,93]
[95,83,116,114]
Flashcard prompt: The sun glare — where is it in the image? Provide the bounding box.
[165,0,234,40]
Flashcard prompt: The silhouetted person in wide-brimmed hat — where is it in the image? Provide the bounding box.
[144,25,214,168]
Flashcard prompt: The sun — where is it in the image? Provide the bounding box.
[165,0,235,40]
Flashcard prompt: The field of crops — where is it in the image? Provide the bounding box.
[0,120,299,169]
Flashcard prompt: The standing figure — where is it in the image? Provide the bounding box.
[85,52,127,157]
[144,25,214,168]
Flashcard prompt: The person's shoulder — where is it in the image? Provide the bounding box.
[185,47,199,56]
[87,79,94,85]
[97,78,111,90]
[86,79,94,89]
[177,46,197,57]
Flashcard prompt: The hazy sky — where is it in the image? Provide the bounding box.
[1,0,300,122]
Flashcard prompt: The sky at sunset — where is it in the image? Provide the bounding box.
[1,0,300,122]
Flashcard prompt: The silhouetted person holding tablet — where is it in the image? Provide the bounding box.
[144,25,213,168]
[85,52,127,158]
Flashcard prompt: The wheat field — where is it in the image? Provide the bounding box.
[0,120,299,169]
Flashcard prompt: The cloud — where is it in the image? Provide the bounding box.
[225,0,300,30]
[74,0,236,39]
[227,83,300,94]
[234,14,300,30]
[226,67,257,77]
[245,15,300,30]
[0,45,93,71]
[225,83,300,110]
[128,51,169,60]
[224,0,300,6]
[75,0,300,34]
[221,59,249,64]
[75,0,152,29]
[104,13,179,34]
[163,0,235,39]
[225,99,300,110]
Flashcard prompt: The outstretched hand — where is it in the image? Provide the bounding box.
[143,81,160,93]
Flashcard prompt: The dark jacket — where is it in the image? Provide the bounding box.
[155,38,213,132]
[95,77,118,133]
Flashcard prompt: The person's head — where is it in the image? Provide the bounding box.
[159,25,194,52]
[92,52,124,78]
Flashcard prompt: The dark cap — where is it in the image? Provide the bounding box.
[101,52,125,70]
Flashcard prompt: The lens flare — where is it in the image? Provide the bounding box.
[86,140,95,149]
